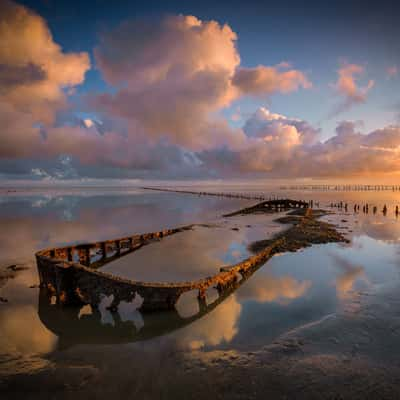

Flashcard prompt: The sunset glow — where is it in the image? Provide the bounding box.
[1,0,399,184]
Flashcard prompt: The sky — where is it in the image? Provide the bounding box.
[1,0,400,184]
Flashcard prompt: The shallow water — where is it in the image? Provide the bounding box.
[102,213,285,282]
[1,186,400,396]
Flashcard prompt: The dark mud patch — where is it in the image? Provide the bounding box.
[0,269,17,290]
[0,264,30,298]
[249,209,349,254]
[6,264,29,272]
[0,270,15,283]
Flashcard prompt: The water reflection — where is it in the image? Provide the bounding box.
[37,265,247,349]
[237,273,311,304]
[1,188,400,376]
[102,219,283,282]
[35,260,314,350]
[0,191,251,258]
[357,220,400,243]
[176,295,241,350]
[332,255,368,299]
[0,304,57,354]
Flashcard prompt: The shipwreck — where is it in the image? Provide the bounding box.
[35,199,346,313]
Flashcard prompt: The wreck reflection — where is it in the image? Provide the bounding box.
[37,259,254,349]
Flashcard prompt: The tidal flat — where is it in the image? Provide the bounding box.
[1,186,400,399]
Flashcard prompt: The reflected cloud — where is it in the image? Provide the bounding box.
[102,217,282,282]
[176,295,242,350]
[238,273,312,304]
[0,193,250,264]
[102,225,249,281]
[358,220,400,244]
[332,255,367,299]
[0,305,57,355]
[0,192,274,358]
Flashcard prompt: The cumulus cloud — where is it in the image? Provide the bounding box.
[330,63,374,115]
[200,107,319,174]
[41,124,204,172]
[243,107,318,145]
[299,122,400,177]
[0,3,199,177]
[233,64,311,96]
[93,15,310,151]
[93,15,241,150]
[0,0,90,163]
[2,3,400,181]
[0,0,90,124]
[200,108,400,178]
[0,6,312,178]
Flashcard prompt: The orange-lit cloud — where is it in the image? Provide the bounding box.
[93,15,310,150]
[2,3,400,180]
[93,15,241,150]
[233,64,311,96]
[330,63,374,115]
[0,8,312,176]
[200,110,400,177]
[0,0,89,122]
[0,0,90,158]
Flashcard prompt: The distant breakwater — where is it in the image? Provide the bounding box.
[280,184,400,191]
[141,186,400,218]
[141,186,269,201]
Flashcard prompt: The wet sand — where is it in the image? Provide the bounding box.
[2,282,400,399]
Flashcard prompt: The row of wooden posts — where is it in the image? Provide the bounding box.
[330,202,399,216]
[281,185,400,191]
[143,187,400,218]
[143,187,320,205]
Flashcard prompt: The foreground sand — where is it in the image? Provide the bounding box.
[2,280,400,399]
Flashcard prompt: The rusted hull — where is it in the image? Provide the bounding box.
[35,199,333,313]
